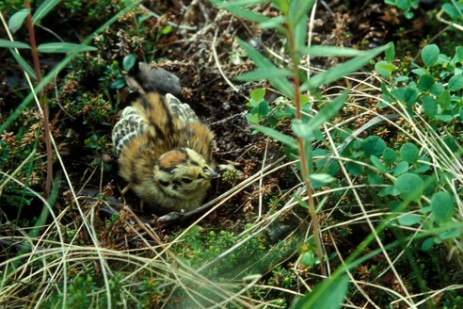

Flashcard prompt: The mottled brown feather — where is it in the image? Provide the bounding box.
[112,90,217,213]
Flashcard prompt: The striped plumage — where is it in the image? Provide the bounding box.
[112,67,217,213]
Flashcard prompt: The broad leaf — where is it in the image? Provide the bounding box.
[431,191,455,224]
[421,44,439,67]
[8,8,30,33]
[394,173,424,202]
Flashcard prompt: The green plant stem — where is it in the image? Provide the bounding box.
[285,21,327,277]
[24,0,53,199]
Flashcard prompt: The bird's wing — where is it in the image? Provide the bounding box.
[165,93,199,129]
[112,106,145,156]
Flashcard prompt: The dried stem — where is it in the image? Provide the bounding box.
[285,21,327,277]
[24,0,53,199]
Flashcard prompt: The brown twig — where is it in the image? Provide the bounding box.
[24,0,53,199]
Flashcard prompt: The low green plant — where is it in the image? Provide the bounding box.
[384,0,419,19]
[372,43,463,251]
[213,0,390,306]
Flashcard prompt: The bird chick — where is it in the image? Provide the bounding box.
[112,70,217,213]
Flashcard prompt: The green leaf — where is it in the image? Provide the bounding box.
[250,88,266,101]
[32,0,61,24]
[438,90,451,109]
[422,95,437,117]
[385,42,395,62]
[235,68,292,81]
[292,274,348,309]
[398,214,422,226]
[10,49,36,80]
[456,47,463,63]
[382,147,397,165]
[8,8,30,33]
[400,143,419,163]
[212,0,270,23]
[394,173,424,201]
[252,125,298,149]
[431,82,445,97]
[0,39,31,49]
[362,136,386,157]
[289,0,315,26]
[293,12,307,53]
[417,74,434,91]
[442,3,459,19]
[431,191,455,224]
[37,42,97,53]
[421,44,439,67]
[346,161,363,176]
[259,16,285,29]
[375,61,396,78]
[370,155,389,173]
[393,161,409,176]
[122,54,136,71]
[159,24,173,35]
[237,39,293,97]
[309,173,335,184]
[292,91,347,142]
[302,46,367,57]
[308,90,348,129]
[299,251,315,268]
[306,44,390,89]
[391,86,418,106]
[292,119,315,141]
[368,171,383,185]
[421,237,435,251]
[448,74,463,92]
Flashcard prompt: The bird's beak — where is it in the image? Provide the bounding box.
[207,168,219,179]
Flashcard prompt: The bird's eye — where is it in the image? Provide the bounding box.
[181,177,193,184]
[159,180,169,187]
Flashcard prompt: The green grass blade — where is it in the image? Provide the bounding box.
[32,0,61,24]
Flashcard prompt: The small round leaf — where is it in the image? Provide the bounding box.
[431,191,455,224]
[398,214,422,226]
[422,95,437,117]
[382,147,397,165]
[417,74,434,91]
[400,143,419,163]
[362,136,386,157]
[421,44,439,67]
[122,54,136,72]
[448,74,463,92]
[394,173,424,201]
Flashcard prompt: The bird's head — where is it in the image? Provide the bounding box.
[153,148,218,200]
